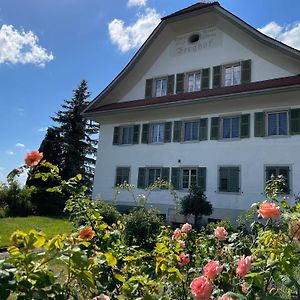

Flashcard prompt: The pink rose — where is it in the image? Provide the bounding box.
[181,223,192,233]
[93,294,110,300]
[289,219,300,240]
[258,202,280,219]
[190,276,212,300]
[173,228,181,240]
[236,255,252,278]
[178,240,186,247]
[24,150,43,167]
[241,281,247,294]
[178,252,190,267]
[214,226,228,241]
[203,260,223,280]
[218,294,234,300]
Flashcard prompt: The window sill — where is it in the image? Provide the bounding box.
[263,135,290,139]
[149,142,165,145]
[181,140,200,144]
[216,191,241,195]
[218,138,241,142]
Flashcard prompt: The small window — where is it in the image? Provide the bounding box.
[155,78,167,97]
[224,64,241,87]
[222,116,240,139]
[187,71,202,92]
[267,112,288,136]
[184,120,199,141]
[116,167,130,186]
[148,168,162,186]
[219,166,240,193]
[182,168,197,189]
[189,34,199,43]
[150,123,165,143]
[121,126,133,144]
[265,166,290,194]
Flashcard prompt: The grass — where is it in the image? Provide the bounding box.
[0,216,73,247]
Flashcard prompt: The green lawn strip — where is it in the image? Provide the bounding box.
[0,216,73,248]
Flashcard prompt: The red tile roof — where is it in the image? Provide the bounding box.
[161,2,220,20]
[86,75,300,114]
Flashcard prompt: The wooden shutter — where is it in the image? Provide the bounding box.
[254,112,265,137]
[229,167,240,192]
[132,125,140,144]
[210,117,220,140]
[176,73,184,94]
[289,108,300,135]
[164,122,172,143]
[197,167,206,191]
[213,65,221,88]
[173,121,182,142]
[199,118,208,140]
[241,60,251,84]
[201,68,210,90]
[145,79,153,98]
[161,167,170,182]
[171,167,180,190]
[167,75,175,95]
[141,124,149,143]
[137,167,146,189]
[113,127,120,145]
[240,114,250,138]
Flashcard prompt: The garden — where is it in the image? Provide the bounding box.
[0,150,299,300]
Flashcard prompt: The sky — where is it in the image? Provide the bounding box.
[0,0,300,183]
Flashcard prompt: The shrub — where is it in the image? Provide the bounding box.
[124,207,163,249]
[94,199,122,225]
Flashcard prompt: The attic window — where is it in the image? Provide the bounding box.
[189,34,199,44]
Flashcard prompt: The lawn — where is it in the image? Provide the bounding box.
[0,216,73,247]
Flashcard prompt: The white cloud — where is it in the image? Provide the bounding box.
[0,24,54,67]
[108,8,161,52]
[128,0,147,7]
[6,151,14,155]
[38,127,48,132]
[258,21,300,50]
[16,143,25,148]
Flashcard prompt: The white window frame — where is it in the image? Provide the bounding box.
[186,70,202,92]
[181,168,197,189]
[221,116,240,139]
[120,126,134,145]
[154,77,167,97]
[183,120,199,142]
[218,166,241,194]
[266,111,288,137]
[115,166,131,186]
[223,63,241,87]
[147,167,162,187]
[150,123,165,143]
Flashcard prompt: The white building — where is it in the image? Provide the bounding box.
[83,2,300,224]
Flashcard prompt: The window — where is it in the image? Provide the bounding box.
[115,167,130,186]
[148,168,162,186]
[219,166,240,193]
[267,112,288,136]
[121,126,133,144]
[187,71,201,92]
[182,168,197,189]
[265,166,290,194]
[222,116,240,139]
[137,167,170,188]
[150,123,165,143]
[155,78,167,97]
[224,64,241,87]
[184,121,199,141]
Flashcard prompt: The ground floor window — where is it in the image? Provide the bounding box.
[265,166,290,194]
[219,166,240,193]
[182,168,197,189]
[115,167,130,186]
[148,168,162,186]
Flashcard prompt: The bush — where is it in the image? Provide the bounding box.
[124,207,163,249]
[203,218,234,235]
[94,199,122,225]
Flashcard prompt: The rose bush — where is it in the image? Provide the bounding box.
[0,151,300,299]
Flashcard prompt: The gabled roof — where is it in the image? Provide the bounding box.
[82,2,300,116]
[85,75,300,115]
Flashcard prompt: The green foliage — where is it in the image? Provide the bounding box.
[124,207,163,250]
[204,218,234,235]
[180,185,213,227]
[93,199,122,225]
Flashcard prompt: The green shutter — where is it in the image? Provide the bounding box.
[137,167,146,189]
[254,112,265,137]
[240,114,250,138]
[141,124,149,143]
[210,117,220,140]
[289,108,300,135]
[213,65,221,88]
[145,79,153,98]
[173,121,182,142]
[167,75,175,95]
[197,167,206,191]
[201,68,210,90]
[164,122,172,143]
[229,167,240,192]
[199,118,208,140]
[113,127,120,145]
[161,167,170,182]
[171,167,180,190]
[133,125,140,144]
[241,60,251,84]
[176,73,184,94]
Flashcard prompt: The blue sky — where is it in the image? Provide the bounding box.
[0,0,300,183]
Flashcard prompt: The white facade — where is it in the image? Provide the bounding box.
[84,3,300,224]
